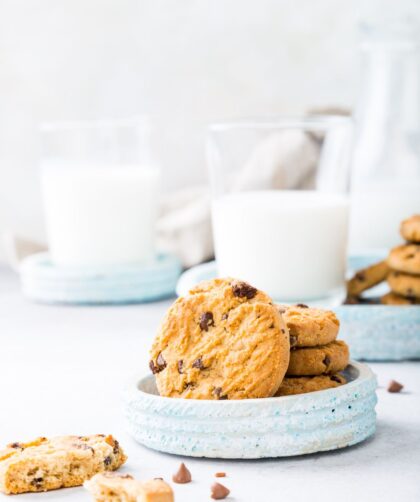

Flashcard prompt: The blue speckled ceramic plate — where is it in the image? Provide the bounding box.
[125,361,377,459]
[176,256,420,361]
[20,252,181,305]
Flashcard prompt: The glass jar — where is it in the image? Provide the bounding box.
[349,21,420,251]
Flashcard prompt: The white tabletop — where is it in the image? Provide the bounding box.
[1,266,419,502]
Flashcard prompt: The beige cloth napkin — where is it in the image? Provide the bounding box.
[3,109,349,270]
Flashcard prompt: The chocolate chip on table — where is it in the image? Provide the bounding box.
[211,482,230,499]
[149,352,167,374]
[232,281,257,299]
[387,380,404,393]
[192,357,205,370]
[323,356,331,368]
[200,312,215,331]
[215,472,226,478]
[177,360,184,374]
[295,303,309,308]
[172,462,192,484]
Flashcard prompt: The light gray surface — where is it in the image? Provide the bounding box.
[0,266,419,501]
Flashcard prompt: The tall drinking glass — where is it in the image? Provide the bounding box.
[40,118,160,267]
[207,116,353,304]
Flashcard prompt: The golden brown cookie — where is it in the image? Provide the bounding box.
[84,472,174,502]
[380,292,420,305]
[387,271,420,299]
[275,374,346,396]
[387,244,420,275]
[0,435,126,495]
[400,214,420,243]
[346,260,389,297]
[287,340,349,376]
[150,278,290,400]
[282,305,339,348]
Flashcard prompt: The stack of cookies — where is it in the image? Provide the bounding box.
[386,215,420,304]
[276,304,349,396]
[346,214,420,305]
[149,278,349,400]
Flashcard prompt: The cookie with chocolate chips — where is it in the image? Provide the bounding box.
[275,373,346,396]
[150,278,290,400]
[287,340,349,376]
[400,214,420,243]
[346,260,389,297]
[387,271,420,299]
[387,244,420,276]
[282,305,340,348]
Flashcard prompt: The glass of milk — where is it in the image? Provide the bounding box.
[207,117,353,303]
[40,118,160,267]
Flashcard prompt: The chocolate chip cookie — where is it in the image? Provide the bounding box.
[346,260,389,297]
[0,435,126,495]
[387,271,420,299]
[150,278,290,400]
[400,214,420,243]
[85,473,174,502]
[275,374,346,396]
[380,292,420,305]
[387,244,420,275]
[287,340,349,376]
[282,305,340,348]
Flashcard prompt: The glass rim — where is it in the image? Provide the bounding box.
[207,114,352,133]
[39,115,151,132]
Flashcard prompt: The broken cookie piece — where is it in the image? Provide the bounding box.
[85,472,174,502]
[0,435,126,495]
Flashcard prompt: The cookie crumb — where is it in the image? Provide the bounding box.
[211,482,230,499]
[387,380,404,393]
[172,463,191,484]
[215,472,226,478]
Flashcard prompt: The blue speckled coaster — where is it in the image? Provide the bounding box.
[20,252,182,305]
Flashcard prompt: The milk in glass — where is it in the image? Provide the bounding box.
[212,190,349,301]
[41,164,160,266]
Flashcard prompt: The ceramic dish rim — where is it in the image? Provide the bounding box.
[126,360,375,407]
